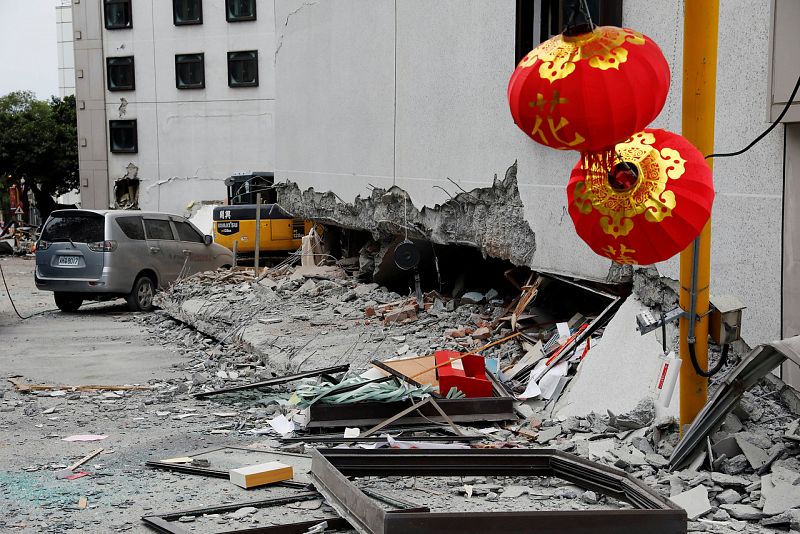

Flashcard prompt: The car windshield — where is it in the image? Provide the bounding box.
[41,213,105,243]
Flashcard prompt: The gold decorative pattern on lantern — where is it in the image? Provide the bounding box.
[572,131,687,238]
[518,26,646,83]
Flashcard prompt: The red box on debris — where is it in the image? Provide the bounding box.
[435,350,493,398]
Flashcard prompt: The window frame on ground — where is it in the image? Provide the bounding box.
[175,53,205,89]
[109,120,138,154]
[173,0,203,25]
[104,0,132,29]
[106,56,135,91]
[514,0,623,65]
[143,219,177,241]
[226,0,256,22]
[227,50,259,87]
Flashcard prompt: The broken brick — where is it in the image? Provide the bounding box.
[472,327,491,340]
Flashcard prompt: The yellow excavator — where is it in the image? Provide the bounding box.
[212,172,316,260]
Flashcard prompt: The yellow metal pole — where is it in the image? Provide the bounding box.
[679,0,719,431]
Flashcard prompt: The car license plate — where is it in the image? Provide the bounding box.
[57,256,80,266]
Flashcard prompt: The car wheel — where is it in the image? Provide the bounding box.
[126,275,155,312]
[54,292,83,312]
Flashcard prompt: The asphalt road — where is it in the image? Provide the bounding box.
[1,255,183,384]
[0,255,307,533]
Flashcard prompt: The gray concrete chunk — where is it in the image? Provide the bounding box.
[720,504,764,521]
[536,424,562,444]
[735,436,769,470]
[670,485,712,520]
[763,482,800,516]
[710,472,751,488]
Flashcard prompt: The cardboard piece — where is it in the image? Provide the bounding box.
[229,461,293,489]
[373,354,438,386]
[501,341,545,381]
[435,350,492,398]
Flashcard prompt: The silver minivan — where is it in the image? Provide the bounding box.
[35,209,234,312]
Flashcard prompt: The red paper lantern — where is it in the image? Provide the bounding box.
[508,26,670,166]
[567,129,714,265]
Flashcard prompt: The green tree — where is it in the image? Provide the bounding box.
[0,91,78,222]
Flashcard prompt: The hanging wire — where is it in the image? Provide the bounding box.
[564,0,595,34]
[704,72,800,160]
[580,0,594,29]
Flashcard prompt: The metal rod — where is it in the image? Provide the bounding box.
[414,269,424,311]
[193,364,350,398]
[254,192,262,277]
[687,236,700,342]
[232,239,238,268]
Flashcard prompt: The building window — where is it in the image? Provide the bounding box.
[227,51,258,87]
[226,0,256,22]
[109,120,138,153]
[175,54,205,89]
[173,0,203,25]
[106,57,135,91]
[515,0,623,64]
[104,0,132,29]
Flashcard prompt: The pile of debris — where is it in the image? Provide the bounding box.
[0,223,37,256]
[133,259,800,533]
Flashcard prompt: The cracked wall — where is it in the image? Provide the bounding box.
[278,163,536,268]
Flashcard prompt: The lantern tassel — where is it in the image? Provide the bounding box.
[581,148,617,175]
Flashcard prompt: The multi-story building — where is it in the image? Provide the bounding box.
[56,0,76,98]
[72,0,275,213]
[269,0,799,354]
[73,0,800,372]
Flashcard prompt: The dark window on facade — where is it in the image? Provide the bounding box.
[515,0,623,64]
[109,120,138,153]
[227,51,258,87]
[104,0,132,29]
[173,0,203,25]
[175,54,205,89]
[226,0,256,22]
[107,57,135,91]
[116,216,145,240]
[174,221,204,243]
[144,219,176,240]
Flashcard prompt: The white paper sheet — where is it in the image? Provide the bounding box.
[557,322,571,338]
[516,370,542,400]
[530,358,550,383]
[267,414,296,436]
[538,361,569,400]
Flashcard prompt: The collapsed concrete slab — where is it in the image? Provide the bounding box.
[277,163,536,268]
[553,296,680,420]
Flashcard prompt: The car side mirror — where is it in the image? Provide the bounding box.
[204,235,213,246]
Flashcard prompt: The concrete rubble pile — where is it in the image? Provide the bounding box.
[129,263,800,534]
[0,224,37,256]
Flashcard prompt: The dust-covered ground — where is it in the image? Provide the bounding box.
[4,254,800,533]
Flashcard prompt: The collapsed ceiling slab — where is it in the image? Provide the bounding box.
[276,163,536,268]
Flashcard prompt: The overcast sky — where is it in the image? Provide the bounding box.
[0,1,60,100]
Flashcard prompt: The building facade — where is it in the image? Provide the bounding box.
[271,0,800,353]
[73,0,800,357]
[56,0,76,98]
[73,0,275,214]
